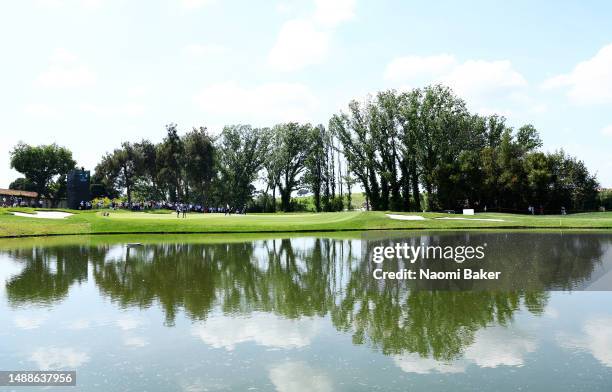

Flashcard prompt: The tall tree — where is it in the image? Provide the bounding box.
[370,90,402,210]
[344,173,355,210]
[95,142,143,205]
[263,129,282,212]
[133,139,161,200]
[183,127,215,204]
[10,143,76,200]
[304,125,328,212]
[157,124,185,202]
[414,85,469,210]
[331,100,382,210]
[217,125,270,208]
[397,90,422,211]
[274,123,314,212]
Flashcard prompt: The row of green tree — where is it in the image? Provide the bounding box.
[330,85,599,212]
[92,122,350,211]
[9,84,601,212]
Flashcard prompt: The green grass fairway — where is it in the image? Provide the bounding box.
[1,208,612,237]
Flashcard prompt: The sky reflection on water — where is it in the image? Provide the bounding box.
[0,232,611,391]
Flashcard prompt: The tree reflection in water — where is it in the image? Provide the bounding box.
[2,233,609,361]
[4,246,92,306]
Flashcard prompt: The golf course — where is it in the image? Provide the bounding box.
[2,208,612,238]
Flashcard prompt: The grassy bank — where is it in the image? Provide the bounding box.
[1,208,612,238]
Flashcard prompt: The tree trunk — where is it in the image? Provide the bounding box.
[346,180,352,210]
[380,178,389,210]
[400,158,411,211]
[338,151,343,197]
[410,159,420,211]
[425,182,434,211]
[281,187,291,212]
[272,186,277,212]
[367,166,381,210]
[330,142,336,198]
[123,165,132,205]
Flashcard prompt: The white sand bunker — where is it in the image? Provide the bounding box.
[12,211,73,219]
[386,214,427,221]
[435,217,505,222]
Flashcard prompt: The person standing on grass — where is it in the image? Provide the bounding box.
[182,204,187,218]
[176,203,181,218]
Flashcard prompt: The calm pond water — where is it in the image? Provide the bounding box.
[1,232,611,391]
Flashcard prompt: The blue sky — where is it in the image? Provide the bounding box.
[1,0,611,187]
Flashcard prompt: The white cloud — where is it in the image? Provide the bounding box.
[601,124,612,137]
[384,54,529,114]
[35,49,96,89]
[544,306,560,319]
[191,313,321,351]
[558,316,612,367]
[583,317,612,366]
[393,325,536,374]
[268,0,356,71]
[14,315,47,330]
[194,81,318,123]
[30,347,90,369]
[183,43,229,58]
[116,315,144,331]
[269,361,333,392]
[464,326,536,368]
[441,60,527,101]
[313,0,356,27]
[268,19,330,72]
[393,354,466,374]
[542,44,612,104]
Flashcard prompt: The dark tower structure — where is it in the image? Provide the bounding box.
[67,168,90,209]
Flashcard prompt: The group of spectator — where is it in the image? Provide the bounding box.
[89,199,247,215]
[79,201,93,210]
[1,196,43,208]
